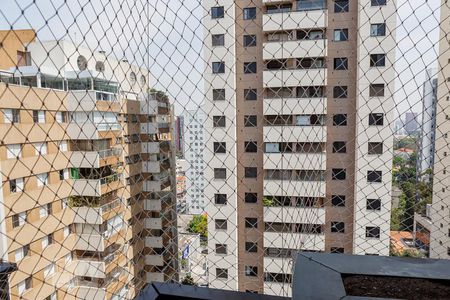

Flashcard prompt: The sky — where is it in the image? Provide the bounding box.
[0,0,442,117]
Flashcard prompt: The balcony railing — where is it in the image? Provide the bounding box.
[96,122,122,131]
[99,173,121,185]
[99,198,122,214]
[95,91,118,102]
[98,147,122,159]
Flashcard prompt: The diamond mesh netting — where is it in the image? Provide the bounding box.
[0,0,448,299]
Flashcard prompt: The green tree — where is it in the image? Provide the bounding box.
[187,214,207,239]
[398,181,415,231]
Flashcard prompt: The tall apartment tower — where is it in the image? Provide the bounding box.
[183,110,206,214]
[203,0,396,295]
[0,30,177,300]
[417,69,437,180]
[430,1,450,259]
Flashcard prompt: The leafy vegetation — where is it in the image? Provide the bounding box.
[391,152,433,232]
[181,274,196,286]
[263,196,275,207]
[186,214,207,239]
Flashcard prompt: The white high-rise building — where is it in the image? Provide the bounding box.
[417,69,437,180]
[183,109,206,214]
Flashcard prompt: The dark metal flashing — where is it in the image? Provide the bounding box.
[293,252,450,300]
[135,282,290,300]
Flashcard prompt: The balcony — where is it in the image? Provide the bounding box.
[264,231,325,252]
[70,148,121,169]
[67,122,121,140]
[72,173,123,197]
[263,68,326,88]
[72,259,106,278]
[263,9,326,32]
[146,254,164,266]
[264,179,325,197]
[263,126,327,143]
[263,153,326,170]
[263,40,327,60]
[264,206,325,224]
[263,97,326,115]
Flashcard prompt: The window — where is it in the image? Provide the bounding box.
[331,247,345,253]
[334,29,348,41]
[244,62,257,74]
[371,0,387,6]
[332,168,346,180]
[3,109,20,123]
[333,86,348,98]
[213,116,226,127]
[44,263,55,278]
[331,195,346,207]
[212,34,225,46]
[245,217,258,228]
[59,169,69,180]
[18,277,32,294]
[366,226,380,238]
[245,141,257,153]
[64,226,70,238]
[369,84,385,97]
[55,111,67,123]
[367,199,381,210]
[215,219,227,230]
[367,170,382,183]
[368,113,384,126]
[245,242,257,253]
[245,192,258,203]
[243,35,257,47]
[333,114,347,126]
[42,234,53,248]
[368,142,383,155]
[10,178,24,193]
[370,54,386,67]
[211,6,224,19]
[215,244,227,254]
[216,268,228,279]
[15,245,29,262]
[59,141,68,152]
[34,142,47,155]
[245,266,258,277]
[331,222,345,233]
[214,168,226,179]
[370,23,386,36]
[334,0,349,12]
[33,110,46,123]
[245,168,257,179]
[37,173,49,187]
[244,89,257,100]
[6,144,21,159]
[244,115,257,127]
[213,89,226,100]
[334,57,348,70]
[297,0,326,10]
[215,194,227,205]
[12,212,26,228]
[243,7,257,20]
[212,61,225,74]
[39,204,51,218]
[214,142,226,154]
[332,141,346,153]
[265,143,280,153]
